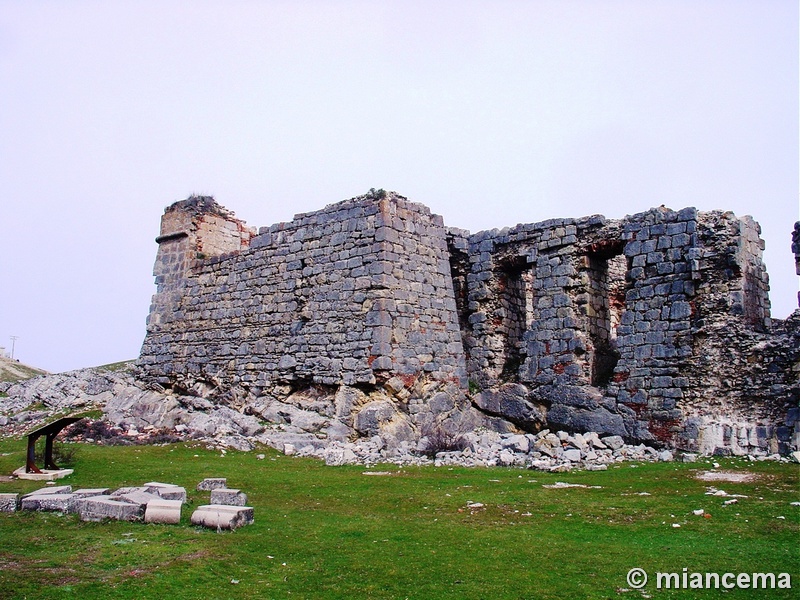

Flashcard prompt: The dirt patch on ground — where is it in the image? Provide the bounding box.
[695,470,759,483]
[0,476,15,483]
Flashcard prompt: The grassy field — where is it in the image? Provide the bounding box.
[0,439,797,599]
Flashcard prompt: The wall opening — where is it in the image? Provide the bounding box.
[497,256,535,379]
[448,247,471,338]
[584,242,626,387]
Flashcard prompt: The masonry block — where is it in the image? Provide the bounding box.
[79,497,145,522]
[190,505,254,530]
[210,488,247,506]
[144,499,183,524]
[0,494,19,512]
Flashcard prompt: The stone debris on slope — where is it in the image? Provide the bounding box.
[0,366,793,471]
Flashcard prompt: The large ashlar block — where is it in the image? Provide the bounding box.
[79,496,145,522]
[0,493,20,512]
[20,493,80,513]
[144,499,183,524]
[210,488,247,506]
[111,486,152,496]
[110,490,162,509]
[190,504,254,530]
[22,485,72,498]
[144,482,188,502]
[72,488,111,498]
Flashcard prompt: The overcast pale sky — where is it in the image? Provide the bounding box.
[1,0,798,373]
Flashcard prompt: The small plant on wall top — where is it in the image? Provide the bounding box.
[366,188,388,200]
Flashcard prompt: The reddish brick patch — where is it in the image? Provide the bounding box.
[649,419,681,444]
[612,371,630,383]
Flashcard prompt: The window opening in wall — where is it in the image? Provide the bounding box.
[584,242,626,387]
[497,256,535,379]
[448,248,471,338]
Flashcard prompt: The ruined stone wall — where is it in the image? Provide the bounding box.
[609,207,699,441]
[456,205,795,452]
[146,197,255,332]
[456,215,613,389]
[139,193,465,399]
[674,211,794,453]
[138,192,798,455]
[794,221,800,302]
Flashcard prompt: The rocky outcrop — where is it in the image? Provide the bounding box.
[0,364,477,454]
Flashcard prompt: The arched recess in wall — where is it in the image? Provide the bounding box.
[581,240,627,387]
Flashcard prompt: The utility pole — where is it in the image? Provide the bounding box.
[9,336,18,360]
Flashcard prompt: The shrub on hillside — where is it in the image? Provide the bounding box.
[419,424,469,457]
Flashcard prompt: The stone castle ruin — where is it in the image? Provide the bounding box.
[136,191,800,456]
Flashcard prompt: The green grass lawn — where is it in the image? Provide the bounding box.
[0,439,797,599]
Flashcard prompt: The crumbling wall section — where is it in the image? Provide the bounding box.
[462,216,633,436]
[605,207,699,443]
[138,193,797,454]
[794,221,800,304]
[674,216,798,454]
[139,193,465,398]
[461,205,794,453]
[370,196,466,385]
[144,197,254,332]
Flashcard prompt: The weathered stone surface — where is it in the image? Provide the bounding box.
[501,434,530,454]
[257,431,328,453]
[354,401,396,437]
[22,485,72,498]
[473,384,544,429]
[210,488,247,506]
[144,499,183,524]
[144,483,187,502]
[20,493,80,513]
[0,494,19,512]
[79,496,144,522]
[601,435,625,450]
[111,490,162,510]
[324,444,359,466]
[72,488,111,498]
[2,193,797,459]
[190,504,254,530]
[13,468,74,481]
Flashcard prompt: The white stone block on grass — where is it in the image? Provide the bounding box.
[110,490,162,509]
[79,496,144,522]
[190,504,254,530]
[72,488,111,498]
[144,482,187,502]
[22,485,72,498]
[144,499,183,524]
